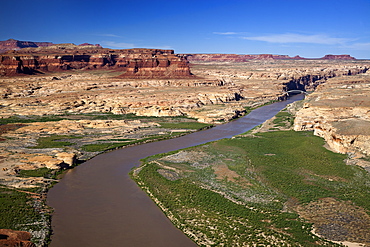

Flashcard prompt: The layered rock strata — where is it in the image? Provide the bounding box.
[186,53,355,62]
[293,72,370,158]
[0,44,192,78]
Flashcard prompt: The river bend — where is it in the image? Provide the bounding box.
[47,94,304,247]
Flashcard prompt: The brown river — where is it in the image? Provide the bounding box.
[47,94,304,247]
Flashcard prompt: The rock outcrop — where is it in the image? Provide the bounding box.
[293,72,370,157]
[0,118,163,188]
[0,43,192,78]
[0,229,35,247]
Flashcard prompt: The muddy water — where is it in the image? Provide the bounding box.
[47,94,304,247]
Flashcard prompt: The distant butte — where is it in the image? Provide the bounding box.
[320,54,356,60]
[0,38,54,53]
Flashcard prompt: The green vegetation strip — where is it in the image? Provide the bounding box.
[225,131,370,207]
[0,113,193,125]
[81,132,187,152]
[133,130,370,246]
[17,167,53,178]
[30,135,82,149]
[158,122,212,130]
[0,185,42,231]
[0,115,66,125]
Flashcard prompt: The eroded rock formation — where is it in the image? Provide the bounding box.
[0,119,160,187]
[0,43,192,78]
[0,60,369,181]
[0,60,368,123]
[293,72,370,158]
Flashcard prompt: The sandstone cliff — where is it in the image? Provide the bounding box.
[293,72,370,158]
[0,44,192,78]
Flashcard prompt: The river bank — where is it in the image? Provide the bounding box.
[46,95,304,247]
[132,106,370,246]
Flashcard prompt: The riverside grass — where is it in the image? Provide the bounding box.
[29,135,82,149]
[81,132,187,152]
[133,130,370,246]
[0,185,42,231]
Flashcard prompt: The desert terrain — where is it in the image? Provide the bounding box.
[0,41,370,246]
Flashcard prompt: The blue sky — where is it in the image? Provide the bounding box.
[1,0,370,58]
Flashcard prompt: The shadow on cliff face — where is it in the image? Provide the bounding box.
[16,67,44,75]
